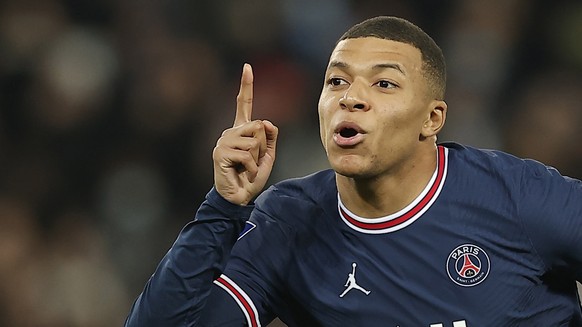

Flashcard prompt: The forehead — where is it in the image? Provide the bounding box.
[328,37,423,74]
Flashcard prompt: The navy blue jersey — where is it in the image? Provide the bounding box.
[126,143,582,327]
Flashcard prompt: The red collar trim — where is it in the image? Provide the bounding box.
[338,146,448,234]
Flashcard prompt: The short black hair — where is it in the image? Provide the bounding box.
[339,16,446,100]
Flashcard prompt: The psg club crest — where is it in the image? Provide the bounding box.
[446,244,490,287]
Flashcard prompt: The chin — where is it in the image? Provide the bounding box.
[334,169,362,179]
[329,157,369,179]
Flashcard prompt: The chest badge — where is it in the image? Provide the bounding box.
[446,244,491,287]
[339,262,371,298]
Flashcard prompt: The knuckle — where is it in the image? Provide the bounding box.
[215,137,225,147]
[251,120,265,131]
[248,138,259,148]
[211,145,221,160]
[221,128,233,137]
[236,94,253,104]
[243,151,253,160]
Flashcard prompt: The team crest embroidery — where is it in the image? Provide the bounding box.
[446,244,490,287]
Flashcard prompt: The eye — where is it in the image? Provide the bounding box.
[327,77,348,87]
[375,80,397,89]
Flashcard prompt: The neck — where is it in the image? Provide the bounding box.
[336,144,438,218]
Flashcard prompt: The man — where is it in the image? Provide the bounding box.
[125,16,582,326]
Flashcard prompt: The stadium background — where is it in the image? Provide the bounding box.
[0,0,581,325]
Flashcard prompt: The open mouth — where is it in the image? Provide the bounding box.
[335,122,364,137]
[333,122,365,146]
[339,127,358,138]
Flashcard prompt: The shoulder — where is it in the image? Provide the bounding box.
[252,169,336,222]
[442,141,581,200]
[441,142,548,182]
[440,142,551,203]
[444,142,575,179]
[255,169,335,208]
[442,142,527,170]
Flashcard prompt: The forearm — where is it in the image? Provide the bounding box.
[125,188,253,327]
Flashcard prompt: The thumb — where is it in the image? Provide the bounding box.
[262,120,278,156]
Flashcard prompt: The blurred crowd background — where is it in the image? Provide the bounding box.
[1,0,582,325]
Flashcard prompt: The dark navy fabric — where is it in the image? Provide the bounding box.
[126,143,582,327]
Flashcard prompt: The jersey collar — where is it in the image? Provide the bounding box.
[338,145,448,234]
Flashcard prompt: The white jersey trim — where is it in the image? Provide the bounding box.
[338,146,448,234]
[213,274,262,327]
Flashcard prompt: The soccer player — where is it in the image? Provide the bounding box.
[125,16,582,326]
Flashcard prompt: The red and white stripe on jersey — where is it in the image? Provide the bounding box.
[338,145,448,234]
[213,274,262,327]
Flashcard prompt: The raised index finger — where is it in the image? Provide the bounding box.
[234,63,254,127]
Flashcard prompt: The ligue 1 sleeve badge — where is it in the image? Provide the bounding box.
[446,244,490,287]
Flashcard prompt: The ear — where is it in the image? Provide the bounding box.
[421,100,447,138]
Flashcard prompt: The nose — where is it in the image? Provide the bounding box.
[339,84,370,111]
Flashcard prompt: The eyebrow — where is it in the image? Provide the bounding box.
[328,61,406,75]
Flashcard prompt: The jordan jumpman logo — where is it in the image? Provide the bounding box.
[339,262,371,298]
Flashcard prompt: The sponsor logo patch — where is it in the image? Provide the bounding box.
[446,244,490,287]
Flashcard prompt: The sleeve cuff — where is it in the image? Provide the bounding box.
[201,187,255,221]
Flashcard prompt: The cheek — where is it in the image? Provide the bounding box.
[319,120,327,151]
[382,101,424,131]
[373,107,420,149]
[318,91,333,115]
[377,105,405,131]
[318,96,331,148]
[318,92,335,120]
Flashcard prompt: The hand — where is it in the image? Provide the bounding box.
[212,64,279,205]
